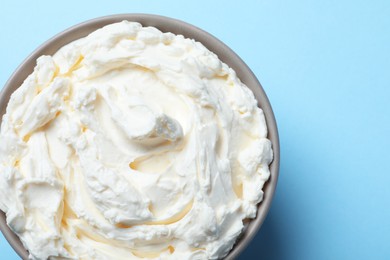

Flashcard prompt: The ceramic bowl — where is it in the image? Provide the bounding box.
[0,14,280,259]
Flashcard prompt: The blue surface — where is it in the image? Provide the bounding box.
[1,1,390,259]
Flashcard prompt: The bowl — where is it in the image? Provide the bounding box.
[0,14,280,260]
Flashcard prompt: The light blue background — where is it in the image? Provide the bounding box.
[1,0,389,259]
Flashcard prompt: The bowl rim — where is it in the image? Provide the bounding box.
[0,13,280,260]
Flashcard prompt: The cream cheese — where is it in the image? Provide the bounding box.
[0,21,273,260]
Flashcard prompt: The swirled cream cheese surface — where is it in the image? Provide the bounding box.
[0,21,272,260]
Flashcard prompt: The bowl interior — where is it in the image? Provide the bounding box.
[0,14,279,260]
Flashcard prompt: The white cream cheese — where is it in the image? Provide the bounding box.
[0,21,273,260]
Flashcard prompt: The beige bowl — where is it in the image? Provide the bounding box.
[0,14,280,260]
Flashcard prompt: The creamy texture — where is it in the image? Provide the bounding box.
[0,21,272,260]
